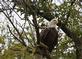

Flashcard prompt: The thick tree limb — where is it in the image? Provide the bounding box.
[32,14,41,44]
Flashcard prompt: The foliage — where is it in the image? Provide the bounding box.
[0,36,4,44]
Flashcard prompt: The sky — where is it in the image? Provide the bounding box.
[53,0,64,5]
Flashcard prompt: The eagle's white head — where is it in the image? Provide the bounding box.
[48,18,58,28]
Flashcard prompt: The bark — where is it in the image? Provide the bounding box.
[34,54,43,59]
[76,37,82,59]
[34,45,52,59]
[34,54,52,59]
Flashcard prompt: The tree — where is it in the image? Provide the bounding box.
[0,0,82,59]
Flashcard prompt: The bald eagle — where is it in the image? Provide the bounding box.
[40,18,59,53]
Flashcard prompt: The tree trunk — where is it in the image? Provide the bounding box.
[76,38,82,59]
[34,46,52,59]
[34,54,43,59]
[34,54,52,59]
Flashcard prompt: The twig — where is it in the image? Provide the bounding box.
[7,25,24,45]
[63,0,76,25]
[27,20,36,46]
[18,23,34,47]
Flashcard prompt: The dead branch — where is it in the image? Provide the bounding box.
[7,25,25,46]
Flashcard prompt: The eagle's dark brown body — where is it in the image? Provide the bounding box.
[40,27,58,52]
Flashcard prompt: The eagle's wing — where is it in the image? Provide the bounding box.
[40,28,58,52]
[40,28,51,40]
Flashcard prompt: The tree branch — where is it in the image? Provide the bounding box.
[32,13,41,44]
[7,25,26,46]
